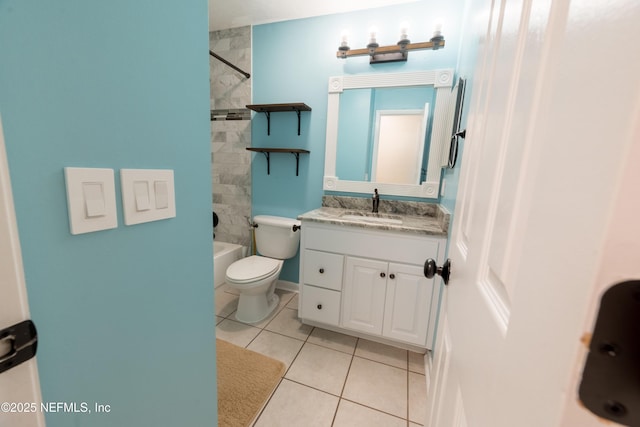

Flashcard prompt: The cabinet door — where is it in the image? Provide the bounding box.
[383,263,434,346]
[341,256,387,335]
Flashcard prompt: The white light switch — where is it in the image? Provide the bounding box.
[120,169,175,225]
[82,182,106,218]
[134,181,151,212]
[154,181,168,209]
[64,167,117,234]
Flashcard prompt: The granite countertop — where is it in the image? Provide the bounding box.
[297,196,450,237]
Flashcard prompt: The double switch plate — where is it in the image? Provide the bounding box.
[64,167,176,235]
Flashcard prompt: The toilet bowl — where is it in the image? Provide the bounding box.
[225,256,283,323]
[224,215,301,323]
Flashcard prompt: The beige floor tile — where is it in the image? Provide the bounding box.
[247,330,304,369]
[409,351,427,374]
[275,287,295,305]
[254,379,339,427]
[286,292,299,309]
[217,282,239,295]
[342,357,407,418]
[355,339,408,369]
[410,423,422,427]
[215,316,225,325]
[285,342,352,395]
[409,372,427,425]
[333,400,406,427]
[215,319,260,347]
[214,289,238,317]
[265,307,313,341]
[307,328,358,355]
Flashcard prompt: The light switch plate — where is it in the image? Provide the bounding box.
[120,169,175,225]
[64,167,118,235]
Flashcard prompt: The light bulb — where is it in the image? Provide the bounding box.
[340,30,349,48]
[433,21,443,38]
[399,21,410,42]
[368,26,379,46]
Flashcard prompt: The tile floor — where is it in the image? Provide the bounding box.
[215,284,428,426]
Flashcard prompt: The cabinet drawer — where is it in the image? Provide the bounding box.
[304,223,442,266]
[300,285,341,326]
[303,250,344,291]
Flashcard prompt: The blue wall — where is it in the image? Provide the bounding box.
[252,1,465,281]
[0,1,216,426]
[440,0,483,217]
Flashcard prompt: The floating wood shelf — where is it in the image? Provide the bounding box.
[246,103,312,136]
[246,148,310,176]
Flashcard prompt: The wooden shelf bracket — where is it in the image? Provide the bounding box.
[246,148,310,176]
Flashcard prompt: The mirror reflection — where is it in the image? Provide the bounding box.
[323,69,454,199]
[373,109,427,184]
[336,86,434,185]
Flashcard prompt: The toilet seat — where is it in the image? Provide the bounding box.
[225,256,280,284]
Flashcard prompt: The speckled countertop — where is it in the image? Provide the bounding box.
[297,196,450,237]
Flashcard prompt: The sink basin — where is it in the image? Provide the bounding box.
[339,211,403,225]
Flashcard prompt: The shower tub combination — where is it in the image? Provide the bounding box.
[213,241,245,288]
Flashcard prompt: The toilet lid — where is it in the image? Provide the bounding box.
[226,256,280,283]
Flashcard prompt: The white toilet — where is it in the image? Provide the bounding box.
[225,215,301,323]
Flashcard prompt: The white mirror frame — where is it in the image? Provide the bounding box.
[323,69,454,199]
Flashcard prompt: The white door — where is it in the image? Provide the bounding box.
[0,116,45,427]
[426,0,640,426]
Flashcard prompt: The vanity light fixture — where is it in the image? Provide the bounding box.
[337,22,445,64]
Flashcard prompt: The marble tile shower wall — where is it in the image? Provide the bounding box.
[210,26,252,247]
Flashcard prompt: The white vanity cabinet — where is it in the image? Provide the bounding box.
[298,220,446,350]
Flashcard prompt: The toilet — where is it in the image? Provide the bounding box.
[225,215,301,323]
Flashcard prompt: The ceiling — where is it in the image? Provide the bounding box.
[209,0,421,31]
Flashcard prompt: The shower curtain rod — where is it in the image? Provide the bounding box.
[209,50,250,79]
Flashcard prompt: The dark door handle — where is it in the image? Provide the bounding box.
[424,258,452,285]
[0,320,38,375]
[579,280,640,425]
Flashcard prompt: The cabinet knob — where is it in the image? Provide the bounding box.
[389,273,395,279]
[380,272,386,278]
[319,268,325,274]
[317,304,322,310]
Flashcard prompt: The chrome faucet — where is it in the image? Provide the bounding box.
[372,189,380,213]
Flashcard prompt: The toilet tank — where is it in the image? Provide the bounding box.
[254,215,301,260]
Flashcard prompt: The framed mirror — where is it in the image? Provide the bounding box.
[323,69,454,199]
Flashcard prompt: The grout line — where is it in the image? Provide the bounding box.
[339,337,358,398]
[407,351,410,426]
[282,326,314,378]
[338,397,411,424]
[250,376,285,427]
[351,353,410,371]
[248,297,308,426]
[331,337,358,426]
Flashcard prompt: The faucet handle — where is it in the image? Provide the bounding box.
[372,188,380,213]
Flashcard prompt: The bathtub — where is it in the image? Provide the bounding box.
[213,241,245,288]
